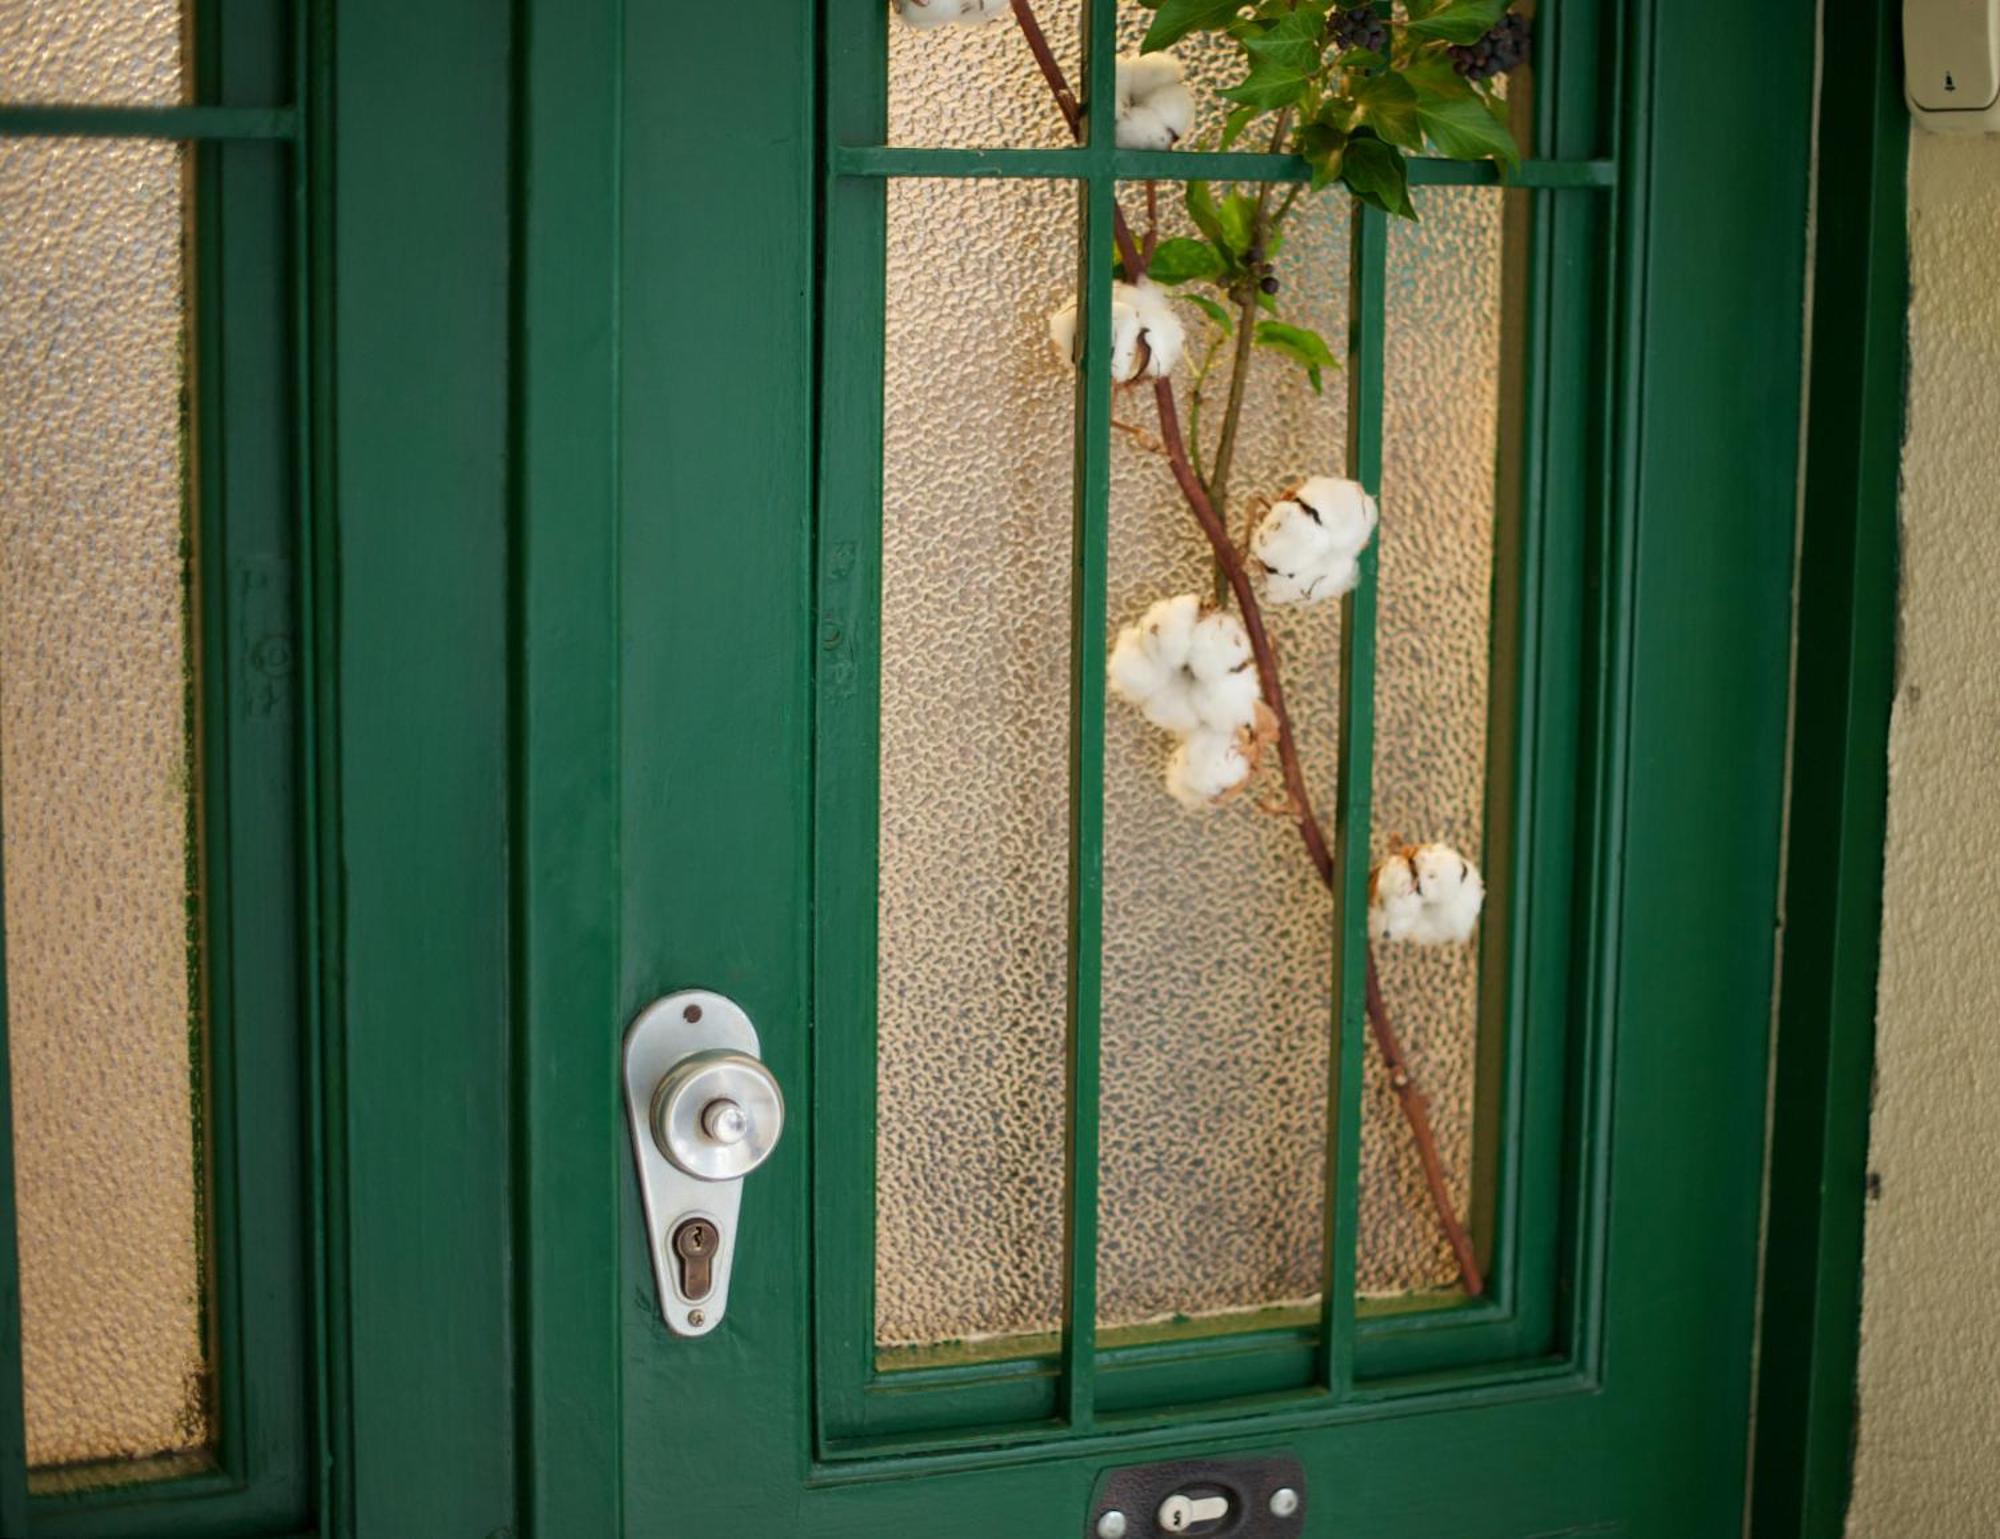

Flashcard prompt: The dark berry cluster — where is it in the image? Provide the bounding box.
[1245,243,1280,296]
[1327,4,1388,55]
[1448,10,1531,81]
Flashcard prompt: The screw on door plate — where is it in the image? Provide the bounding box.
[673,1217,719,1301]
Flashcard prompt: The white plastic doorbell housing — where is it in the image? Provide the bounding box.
[1907,0,2000,131]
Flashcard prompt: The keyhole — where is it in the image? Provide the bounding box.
[672,1217,719,1302]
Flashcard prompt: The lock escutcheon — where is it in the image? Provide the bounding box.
[672,1216,720,1301]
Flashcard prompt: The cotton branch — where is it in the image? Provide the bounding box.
[1007,0,1146,276]
[1366,951,1484,1295]
[1204,109,1294,534]
[1153,379,1336,888]
[1006,0,1482,1298]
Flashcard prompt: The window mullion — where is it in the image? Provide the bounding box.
[1320,200,1388,1398]
[1057,0,1120,1437]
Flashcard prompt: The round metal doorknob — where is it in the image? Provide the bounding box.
[649,1050,784,1181]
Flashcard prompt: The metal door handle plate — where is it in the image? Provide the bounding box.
[623,990,785,1337]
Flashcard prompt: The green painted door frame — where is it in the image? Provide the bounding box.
[309,0,1909,1535]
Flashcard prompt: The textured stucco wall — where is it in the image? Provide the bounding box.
[1845,132,2000,1538]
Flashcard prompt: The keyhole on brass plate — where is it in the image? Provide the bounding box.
[672,1218,718,1302]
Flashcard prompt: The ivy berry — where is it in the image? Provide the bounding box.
[1327,4,1389,55]
[1448,10,1531,82]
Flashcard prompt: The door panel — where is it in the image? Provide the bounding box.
[519,0,1814,1530]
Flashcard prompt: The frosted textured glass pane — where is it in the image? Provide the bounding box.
[1096,189,1350,1331]
[0,0,187,106]
[0,138,210,1470]
[1361,186,1504,1297]
[885,4,1293,153]
[888,1,1078,148]
[874,179,1075,1352]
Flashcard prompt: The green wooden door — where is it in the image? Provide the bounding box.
[513,0,1816,1533]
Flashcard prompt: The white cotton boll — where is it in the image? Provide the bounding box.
[1107,595,1260,737]
[1369,843,1484,945]
[893,0,1009,29]
[1122,279,1185,376]
[1185,609,1260,733]
[1048,299,1080,367]
[1108,593,1205,734]
[1408,844,1484,943]
[1047,280,1185,381]
[1252,475,1379,606]
[1115,54,1196,149]
[1116,104,1175,152]
[1368,852,1422,943]
[1166,729,1251,809]
[1118,53,1186,99]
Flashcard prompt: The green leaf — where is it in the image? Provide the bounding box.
[1145,237,1228,284]
[1186,293,1235,335]
[1140,0,1247,51]
[1255,320,1339,394]
[1218,192,1260,255]
[1293,119,1349,189]
[1218,5,1329,112]
[1402,51,1473,98]
[1184,181,1232,254]
[1341,134,1415,218]
[1220,103,1260,149]
[1351,72,1423,151]
[1414,88,1520,165]
[1403,0,1505,43]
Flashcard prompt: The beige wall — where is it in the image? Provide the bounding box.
[1845,132,2000,1537]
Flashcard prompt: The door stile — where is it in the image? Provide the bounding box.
[511,0,628,1531]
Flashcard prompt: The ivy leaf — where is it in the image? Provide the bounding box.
[1401,56,1520,165]
[1403,0,1506,43]
[1186,293,1235,335]
[1218,192,1261,255]
[1255,320,1340,394]
[1219,4,1329,112]
[1351,72,1424,152]
[1220,103,1260,149]
[1342,134,1416,218]
[1294,119,1349,189]
[1184,181,1234,256]
[1416,90,1520,165]
[1140,0,1248,51]
[1146,237,1229,284]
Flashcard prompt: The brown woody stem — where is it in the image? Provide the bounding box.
[1010,0,1081,135]
[1366,950,1485,1295]
[1205,111,1294,535]
[1152,379,1335,887]
[1007,0,1144,275]
[1008,0,1481,1299]
[1152,379,1484,1299]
